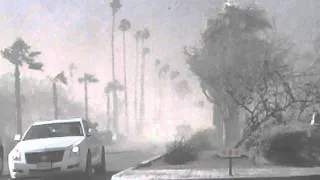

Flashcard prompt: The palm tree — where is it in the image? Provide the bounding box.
[68,63,76,100]
[140,28,150,47]
[156,62,170,123]
[134,30,142,132]
[52,71,68,119]
[105,80,125,132]
[139,47,150,134]
[136,28,150,135]
[109,0,122,135]
[1,38,43,134]
[119,18,131,135]
[153,59,160,123]
[105,82,113,131]
[78,73,99,121]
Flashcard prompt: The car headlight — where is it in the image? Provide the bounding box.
[12,149,21,161]
[70,146,80,156]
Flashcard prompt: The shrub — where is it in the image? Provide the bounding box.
[186,128,218,151]
[164,138,198,165]
[258,122,320,167]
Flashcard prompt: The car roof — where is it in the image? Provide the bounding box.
[32,118,84,126]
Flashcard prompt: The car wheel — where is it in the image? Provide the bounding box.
[84,151,93,179]
[76,151,93,180]
[95,147,106,174]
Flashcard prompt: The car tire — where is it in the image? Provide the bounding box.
[95,147,106,174]
[74,151,93,180]
[84,151,93,179]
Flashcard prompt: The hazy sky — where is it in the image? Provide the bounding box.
[1,0,320,132]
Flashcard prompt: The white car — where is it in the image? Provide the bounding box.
[8,118,106,180]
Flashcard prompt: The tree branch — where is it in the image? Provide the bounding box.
[200,81,214,103]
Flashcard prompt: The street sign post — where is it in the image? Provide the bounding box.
[219,148,243,176]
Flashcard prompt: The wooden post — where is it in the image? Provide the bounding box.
[229,157,233,176]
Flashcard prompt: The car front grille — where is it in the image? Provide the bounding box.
[25,150,65,164]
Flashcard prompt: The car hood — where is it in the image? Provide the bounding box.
[15,136,85,152]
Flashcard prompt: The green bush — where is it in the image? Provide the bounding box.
[186,128,217,151]
[164,138,198,165]
[258,123,320,167]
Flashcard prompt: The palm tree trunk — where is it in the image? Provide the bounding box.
[84,81,89,120]
[134,38,139,134]
[111,12,119,135]
[122,31,129,135]
[139,49,146,135]
[153,72,157,124]
[14,64,22,134]
[158,79,162,126]
[69,67,75,100]
[52,81,58,119]
[107,92,111,130]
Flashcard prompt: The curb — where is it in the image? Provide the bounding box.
[111,153,166,180]
[134,153,166,169]
[106,149,140,154]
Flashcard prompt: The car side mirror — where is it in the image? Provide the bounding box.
[14,134,21,141]
[87,129,93,137]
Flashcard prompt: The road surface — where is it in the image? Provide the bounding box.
[0,145,162,180]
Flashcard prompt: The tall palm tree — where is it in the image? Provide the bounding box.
[104,80,125,132]
[153,59,161,123]
[1,38,43,134]
[68,63,76,100]
[140,28,150,48]
[52,71,68,119]
[136,28,150,135]
[78,73,99,121]
[155,62,170,130]
[119,18,131,135]
[139,47,150,134]
[109,0,122,135]
[134,30,142,132]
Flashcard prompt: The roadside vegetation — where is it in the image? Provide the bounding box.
[247,122,320,167]
[164,128,217,165]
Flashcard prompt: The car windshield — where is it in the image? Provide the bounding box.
[23,122,84,140]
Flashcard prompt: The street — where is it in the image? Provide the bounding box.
[0,146,161,180]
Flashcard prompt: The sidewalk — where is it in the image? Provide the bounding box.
[112,167,320,180]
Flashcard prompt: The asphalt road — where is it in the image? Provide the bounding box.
[0,147,161,180]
